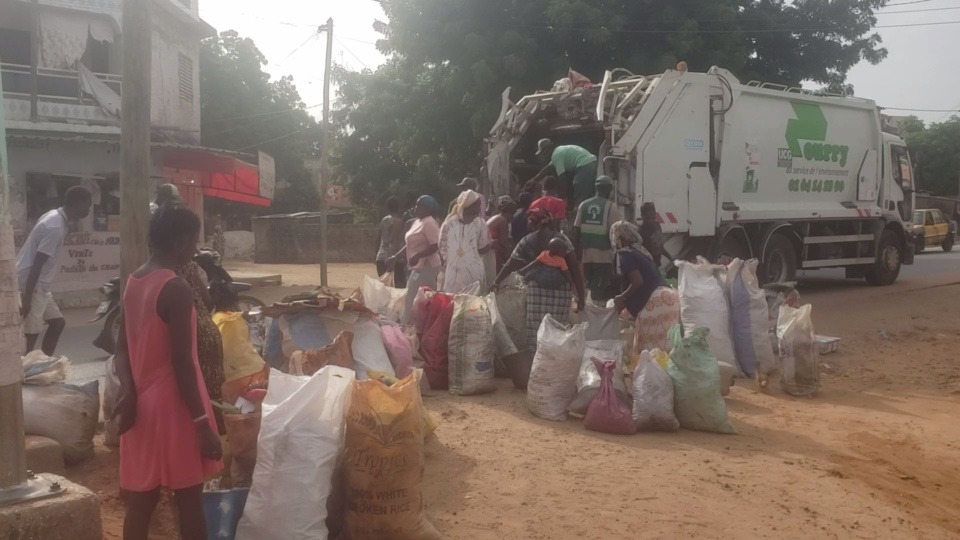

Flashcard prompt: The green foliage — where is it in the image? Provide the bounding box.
[200,31,320,214]
[334,0,890,205]
[903,116,960,196]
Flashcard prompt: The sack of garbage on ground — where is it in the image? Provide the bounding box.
[568,339,629,416]
[22,379,100,464]
[236,366,354,540]
[381,324,414,379]
[343,375,443,540]
[634,286,680,355]
[527,315,586,421]
[448,295,496,396]
[223,412,261,488]
[581,301,619,341]
[725,259,778,379]
[419,292,456,390]
[666,325,737,434]
[632,350,679,432]
[583,357,637,435]
[215,312,267,383]
[677,260,737,369]
[22,350,70,384]
[496,276,527,353]
[777,304,820,397]
[287,331,356,376]
[362,272,407,323]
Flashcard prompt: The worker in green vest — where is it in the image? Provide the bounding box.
[573,176,621,302]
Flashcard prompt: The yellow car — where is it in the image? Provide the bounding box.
[911,209,956,253]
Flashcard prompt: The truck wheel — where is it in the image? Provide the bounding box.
[713,232,750,264]
[865,230,902,286]
[915,235,924,255]
[942,233,954,252]
[759,234,797,285]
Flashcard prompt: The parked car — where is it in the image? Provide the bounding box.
[911,208,956,253]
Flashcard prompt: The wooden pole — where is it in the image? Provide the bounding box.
[120,0,152,285]
[318,18,333,288]
[29,0,39,120]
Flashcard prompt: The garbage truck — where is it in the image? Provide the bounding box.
[483,66,915,285]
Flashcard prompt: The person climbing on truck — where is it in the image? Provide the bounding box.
[527,138,599,211]
[573,176,621,301]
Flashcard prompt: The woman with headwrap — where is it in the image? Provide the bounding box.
[493,208,585,352]
[487,195,517,273]
[387,195,443,323]
[439,190,494,293]
[609,221,678,353]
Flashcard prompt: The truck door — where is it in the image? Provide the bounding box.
[890,144,914,222]
[857,149,879,201]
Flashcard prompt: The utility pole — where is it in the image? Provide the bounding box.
[120,0,152,284]
[29,0,39,120]
[318,18,333,288]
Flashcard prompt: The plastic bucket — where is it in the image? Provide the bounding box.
[203,487,249,540]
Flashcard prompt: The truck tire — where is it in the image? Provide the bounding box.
[865,229,902,286]
[915,235,924,254]
[759,234,797,285]
[942,233,954,252]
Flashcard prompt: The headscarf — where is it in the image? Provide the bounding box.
[496,195,514,211]
[527,207,553,231]
[456,189,481,218]
[417,195,438,214]
[609,220,643,251]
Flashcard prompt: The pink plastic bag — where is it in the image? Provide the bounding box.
[584,357,637,435]
[381,325,414,379]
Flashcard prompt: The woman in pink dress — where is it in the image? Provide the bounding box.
[113,204,222,540]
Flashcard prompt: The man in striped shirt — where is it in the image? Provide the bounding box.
[573,176,621,302]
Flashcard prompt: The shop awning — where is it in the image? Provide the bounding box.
[162,148,272,207]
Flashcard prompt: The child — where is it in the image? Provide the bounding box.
[518,236,576,290]
[113,204,222,540]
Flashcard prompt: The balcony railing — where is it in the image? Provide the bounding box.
[0,62,122,105]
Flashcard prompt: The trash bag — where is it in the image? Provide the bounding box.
[381,325,414,379]
[496,280,527,353]
[223,412,261,488]
[677,260,737,368]
[583,358,637,435]
[214,312,267,382]
[279,311,394,381]
[362,273,407,323]
[410,287,436,333]
[666,325,736,434]
[568,340,629,416]
[632,350,679,432]
[288,331,355,376]
[419,292,455,390]
[22,350,69,384]
[236,367,354,540]
[725,259,776,378]
[634,286,680,354]
[777,305,820,397]
[102,355,121,447]
[527,315,586,421]
[448,295,495,395]
[343,375,443,540]
[22,380,100,463]
[581,302,619,341]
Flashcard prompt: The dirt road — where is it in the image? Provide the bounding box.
[66,270,960,539]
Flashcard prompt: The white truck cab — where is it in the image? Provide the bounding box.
[483,67,914,285]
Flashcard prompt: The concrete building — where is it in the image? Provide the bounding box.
[1,0,274,304]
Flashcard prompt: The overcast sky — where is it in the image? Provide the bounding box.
[200,0,959,125]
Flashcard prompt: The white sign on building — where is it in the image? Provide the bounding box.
[259,151,276,200]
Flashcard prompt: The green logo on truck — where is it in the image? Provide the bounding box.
[782,102,849,168]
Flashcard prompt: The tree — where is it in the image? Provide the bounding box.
[334,0,890,205]
[903,116,960,196]
[200,31,320,215]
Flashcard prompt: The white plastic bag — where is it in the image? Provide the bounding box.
[361,273,407,323]
[485,292,519,359]
[102,355,122,447]
[632,350,679,432]
[581,302,619,341]
[527,315,586,421]
[448,295,496,395]
[568,340,629,415]
[236,366,355,540]
[22,380,99,463]
[777,305,820,397]
[677,260,736,368]
[725,259,777,378]
[22,350,69,384]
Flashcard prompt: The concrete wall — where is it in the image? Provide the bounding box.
[151,9,201,142]
[253,220,378,264]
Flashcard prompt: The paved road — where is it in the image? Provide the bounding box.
[57,250,959,384]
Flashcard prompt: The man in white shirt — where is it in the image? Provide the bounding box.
[17,186,93,354]
[148,183,180,214]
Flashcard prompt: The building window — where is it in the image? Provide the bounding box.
[178,53,194,103]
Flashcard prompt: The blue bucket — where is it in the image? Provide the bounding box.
[203,488,250,540]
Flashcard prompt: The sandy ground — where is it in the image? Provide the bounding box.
[64,268,960,539]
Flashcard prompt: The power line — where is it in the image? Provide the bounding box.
[884,0,933,5]
[203,104,322,126]
[518,18,960,34]
[882,107,960,112]
[334,36,370,69]
[280,30,320,62]
[235,125,316,151]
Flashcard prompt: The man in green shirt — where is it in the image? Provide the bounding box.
[573,176,621,302]
[528,138,599,210]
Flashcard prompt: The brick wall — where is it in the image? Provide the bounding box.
[253,219,379,264]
